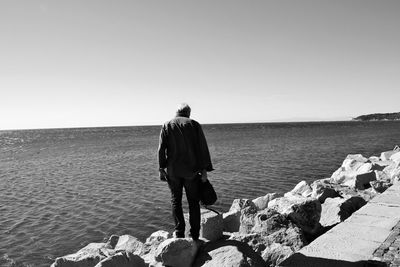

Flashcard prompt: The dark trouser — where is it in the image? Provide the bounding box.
[168,176,200,239]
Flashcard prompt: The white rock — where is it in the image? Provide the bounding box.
[200,245,261,267]
[114,235,144,254]
[390,151,400,163]
[155,238,199,267]
[229,198,256,212]
[51,243,106,267]
[320,197,366,227]
[287,181,312,198]
[381,150,397,161]
[94,252,146,267]
[252,192,281,211]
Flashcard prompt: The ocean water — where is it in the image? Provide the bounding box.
[1,121,399,267]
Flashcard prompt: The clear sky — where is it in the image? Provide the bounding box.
[1,0,399,130]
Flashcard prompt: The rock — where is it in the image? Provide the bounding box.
[252,193,281,211]
[383,161,400,182]
[330,154,373,184]
[310,180,340,203]
[200,209,223,241]
[194,242,265,267]
[342,171,376,189]
[114,235,144,254]
[155,238,199,267]
[381,150,397,161]
[262,243,294,267]
[51,242,106,267]
[185,209,223,241]
[390,151,400,162]
[285,181,312,198]
[145,230,171,244]
[370,180,392,193]
[223,209,241,233]
[319,196,366,228]
[105,235,119,249]
[239,205,259,234]
[142,230,171,264]
[94,252,146,267]
[268,195,321,235]
[230,198,257,212]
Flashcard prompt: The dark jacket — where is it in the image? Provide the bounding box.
[158,116,213,178]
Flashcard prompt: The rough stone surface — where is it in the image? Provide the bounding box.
[155,238,199,267]
[239,205,259,234]
[142,230,171,264]
[232,209,306,254]
[230,198,257,212]
[285,181,312,198]
[51,243,107,267]
[114,235,144,254]
[268,195,322,234]
[193,240,266,267]
[252,192,281,211]
[320,196,366,227]
[262,243,294,267]
[381,150,397,161]
[342,171,377,189]
[185,209,223,241]
[200,209,223,241]
[310,179,341,203]
[94,252,146,267]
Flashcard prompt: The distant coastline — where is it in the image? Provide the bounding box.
[353,112,400,121]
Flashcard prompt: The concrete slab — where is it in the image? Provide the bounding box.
[345,213,399,230]
[369,193,400,206]
[325,223,391,243]
[356,202,400,219]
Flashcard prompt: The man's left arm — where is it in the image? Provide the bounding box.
[158,125,168,181]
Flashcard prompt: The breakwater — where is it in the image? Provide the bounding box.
[51,147,400,267]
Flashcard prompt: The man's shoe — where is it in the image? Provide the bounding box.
[173,231,185,238]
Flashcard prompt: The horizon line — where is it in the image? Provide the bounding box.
[0,117,359,132]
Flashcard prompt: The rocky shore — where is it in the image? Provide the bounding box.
[51,148,400,267]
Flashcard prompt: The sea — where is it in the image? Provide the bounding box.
[1,121,399,267]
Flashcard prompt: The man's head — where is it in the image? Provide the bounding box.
[176,103,191,118]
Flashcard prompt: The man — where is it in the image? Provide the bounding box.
[158,103,213,240]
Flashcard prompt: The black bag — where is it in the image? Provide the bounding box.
[199,178,217,206]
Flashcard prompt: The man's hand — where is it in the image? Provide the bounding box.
[159,168,168,182]
[200,169,208,182]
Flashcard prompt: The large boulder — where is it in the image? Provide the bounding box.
[284,181,312,198]
[330,154,373,185]
[319,196,366,228]
[381,150,397,161]
[51,243,107,267]
[310,179,340,203]
[193,240,265,267]
[94,252,146,267]
[342,171,376,189]
[239,205,259,234]
[230,198,257,212]
[267,195,322,235]
[262,243,294,267]
[390,151,400,162]
[185,209,223,241]
[252,193,281,211]
[114,235,144,254]
[154,238,199,267]
[141,230,171,264]
[232,209,306,254]
[226,199,257,234]
[370,180,392,193]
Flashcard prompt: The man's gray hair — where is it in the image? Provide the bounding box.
[176,103,191,117]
